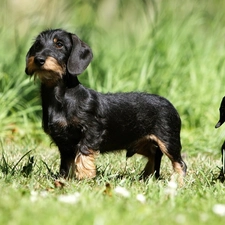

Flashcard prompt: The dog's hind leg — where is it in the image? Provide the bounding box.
[141,154,156,178]
[154,149,163,179]
[140,145,163,179]
[149,134,187,184]
[134,138,162,179]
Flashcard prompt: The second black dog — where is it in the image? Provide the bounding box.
[25,29,187,181]
[215,96,225,176]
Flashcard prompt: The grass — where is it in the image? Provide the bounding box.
[1,0,225,224]
[0,146,224,225]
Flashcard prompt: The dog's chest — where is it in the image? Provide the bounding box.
[42,97,82,143]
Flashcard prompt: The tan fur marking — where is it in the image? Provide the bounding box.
[172,161,186,176]
[142,157,155,177]
[56,119,68,128]
[149,134,185,185]
[43,57,65,75]
[26,56,38,74]
[134,134,185,183]
[133,136,157,177]
[74,150,98,180]
[134,136,154,157]
[26,56,66,86]
[172,162,185,186]
[148,134,171,158]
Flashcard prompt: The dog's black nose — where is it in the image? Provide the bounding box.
[34,56,46,66]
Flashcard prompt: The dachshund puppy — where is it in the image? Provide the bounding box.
[25,29,187,181]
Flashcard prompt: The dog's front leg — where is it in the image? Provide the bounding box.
[74,150,98,180]
[59,148,76,178]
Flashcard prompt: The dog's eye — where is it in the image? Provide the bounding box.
[55,41,64,48]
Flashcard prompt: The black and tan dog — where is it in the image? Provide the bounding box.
[215,96,225,176]
[25,29,187,181]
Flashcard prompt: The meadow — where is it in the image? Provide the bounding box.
[1,0,225,224]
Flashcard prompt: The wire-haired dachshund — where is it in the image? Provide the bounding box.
[25,29,187,182]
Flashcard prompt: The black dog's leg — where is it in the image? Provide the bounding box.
[141,145,163,179]
[165,143,187,182]
[154,148,163,179]
[221,141,225,175]
[58,147,76,178]
[148,134,187,184]
[164,144,187,178]
[141,154,155,178]
[134,140,160,179]
[58,146,97,180]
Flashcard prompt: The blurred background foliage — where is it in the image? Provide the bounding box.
[1,0,225,155]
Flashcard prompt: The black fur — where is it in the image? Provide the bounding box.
[25,29,187,179]
[215,96,225,128]
[215,96,225,178]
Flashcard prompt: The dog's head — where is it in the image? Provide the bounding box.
[215,96,225,128]
[25,29,93,86]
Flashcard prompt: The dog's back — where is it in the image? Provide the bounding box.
[97,92,181,153]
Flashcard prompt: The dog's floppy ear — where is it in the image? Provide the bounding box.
[25,46,34,75]
[67,34,93,75]
[25,50,30,75]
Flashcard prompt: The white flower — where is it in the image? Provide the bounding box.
[40,191,48,198]
[114,186,130,198]
[30,190,49,202]
[30,190,38,202]
[165,180,178,197]
[168,180,178,189]
[136,194,146,203]
[212,204,225,216]
[58,192,81,204]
